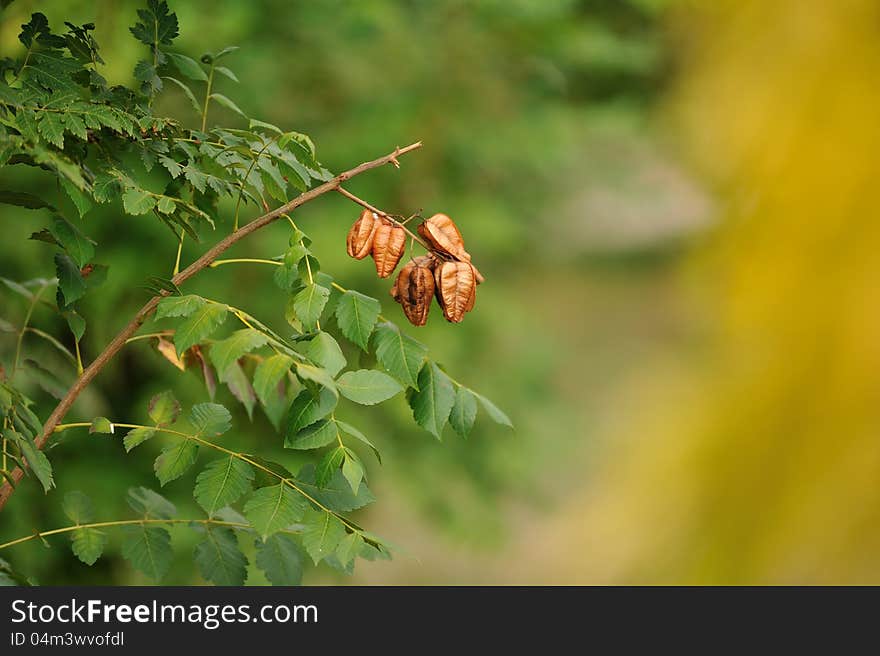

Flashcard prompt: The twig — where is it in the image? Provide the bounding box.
[0,141,422,512]
[335,186,434,252]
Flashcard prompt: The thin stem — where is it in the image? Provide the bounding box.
[0,141,422,512]
[124,331,173,344]
[73,340,83,376]
[233,135,281,231]
[200,64,215,133]
[12,285,47,377]
[209,258,281,268]
[336,186,433,252]
[173,229,185,276]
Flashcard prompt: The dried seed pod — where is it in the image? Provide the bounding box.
[434,261,477,323]
[471,262,485,285]
[392,257,436,326]
[418,213,468,261]
[371,218,407,278]
[346,209,379,259]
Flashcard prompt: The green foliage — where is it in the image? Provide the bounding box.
[0,0,512,587]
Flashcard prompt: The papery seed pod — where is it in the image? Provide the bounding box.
[471,262,485,285]
[371,218,407,278]
[392,257,436,326]
[418,213,468,261]
[434,261,477,323]
[346,209,379,259]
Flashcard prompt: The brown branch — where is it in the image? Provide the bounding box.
[0,141,422,511]
[335,186,433,252]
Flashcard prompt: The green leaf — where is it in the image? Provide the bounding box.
[60,178,92,218]
[62,309,85,341]
[54,253,86,306]
[37,112,64,148]
[248,119,281,134]
[190,402,232,437]
[156,196,176,214]
[122,188,156,215]
[341,449,365,493]
[194,456,254,516]
[156,294,205,319]
[0,190,52,210]
[49,216,94,268]
[126,486,176,519]
[167,52,207,81]
[210,328,268,374]
[162,76,201,113]
[4,429,53,492]
[124,427,156,452]
[335,290,381,351]
[243,484,306,539]
[129,0,179,46]
[214,66,239,83]
[71,527,107,566]
[304,332,346,377]
[285,387,337,436]
[285,418,338,450]
[372,322,428,389]
[194,527,247,585]
[315,447,346,488]
[474,392,514,429]
[62,490,93,524]
[337,369,402,406]
[335,531,363,568]
[148,390,181,426]
[210,93,247,118]
[292,283,329,328]
[255,534,303,586]
[300,509,346,564]
[449,387,478,438]
[89,417,113,434]
[336,420,381,464]
[154,439,198,486]
[409,362,455,438]
[253,354,293,406]
[173,302,227,355]
[295,465,375,512]
[295,363,338,394]
[22,358,65,399]
[218,361,256,420]
[122,525,172,581]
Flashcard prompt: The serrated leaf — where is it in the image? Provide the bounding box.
[474,392,513,429]
[315,447,345,488]
[295,363,338,394]
[295,465,375,512]
[62,490,93,523]
[342,449,364,493]
[210,328,268,374]
[218,360,256,420]
[127,486,176,519]
[335,290,380,351]
[173,302,227,355]
[49,216,94,268]
[157,196,176,213]
[285,387,337,437]
[372,322,428,389]
[122,188,156,215]
[255,534,303,586]
[243,484,306,539]
[337,369,402,406]
[59,178,92,218]
[154,439,198,486]
[148,390,180,426]
[210,93,247,118]
[156,294,205,319]
[335,531,363,568]
[194,527,247,585]
[304,332,346,377]
[253,354,293,406]
[292,283,329,328]
[449,386,478,438]
[130,0,179,47]
[0,190,52,210]
[285,418,338,450]
[62,309,85,341]
[124,426,156,452]
[122,525,172,581]
[300,509,346,564]
[409,362,455,438]
[55,253,85,306]
[194,456,254,516]
[167,52,207,81]
[89,417,113,434]
[190,402,232,437]
[71,527,106,566]
[5,430,53,492]
[336,420,381,464]
[37,112,64,148]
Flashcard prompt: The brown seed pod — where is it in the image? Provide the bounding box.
[371,218,407,278]
[434,261,477,323]
[418,213,469,261]
[392,256,436,326]
[346,209,379,259]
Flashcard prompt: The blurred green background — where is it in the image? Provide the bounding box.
[4,0,878,584]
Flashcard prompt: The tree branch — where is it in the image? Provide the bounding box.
[0,141,422,512]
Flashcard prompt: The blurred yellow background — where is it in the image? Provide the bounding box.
[2,0,878,584]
